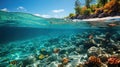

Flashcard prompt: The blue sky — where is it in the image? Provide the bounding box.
[0,0,87,18]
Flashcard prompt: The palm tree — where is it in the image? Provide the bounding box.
[75,0,80,7]
[74,0,81,15]
[85,0,93,8]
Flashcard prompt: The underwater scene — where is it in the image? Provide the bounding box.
[0,0,120,67]
[0,11,120,67]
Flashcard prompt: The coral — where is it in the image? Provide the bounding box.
[9,60,17,65]
[38,54,45,60]
[85,56,102,67]
[53,48,60,53]
[88,56,101,64]
[88,34,93,39]
[62,58,69,64]
[108,57,120,64]
[107,56,120,67]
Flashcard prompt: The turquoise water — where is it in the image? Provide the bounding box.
[0,12,120,67]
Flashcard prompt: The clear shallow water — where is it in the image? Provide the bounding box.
[0,17,120,67]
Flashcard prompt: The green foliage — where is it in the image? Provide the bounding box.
[75,0,80,7]
[68,0,120,19]
[74,0,81,15]
[85,0,93,8]
[90,4,97,13]
[97,0,109,7]
[68,13,75,18]
[75,6,81,15]
[83,8,91,15]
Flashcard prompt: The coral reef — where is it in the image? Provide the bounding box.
[0,30,120,67]
[107,56,120,67]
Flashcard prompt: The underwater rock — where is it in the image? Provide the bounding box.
[66,63,72,67]
[67,46,76,53]
[58,63,64,67]
[76,64,87,67]
[99,54,110,63]
[31,60,40,67]
[83,39,97,49]
[40,48,51,56]
[88,46,98,56]
[53,48,60,53]
[47,54,61,62]
[70,58,81,67]
[76,45,84,54]
[98,13,108,18]
[48,61,58,67]
[59,49,67,55]
[69,54,87,64]
[22,55,36,67]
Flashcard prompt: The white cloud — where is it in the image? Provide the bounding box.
[17,6,27,11]
[52,9,64,13]
[0,8,8,12]
[34,14,51,18]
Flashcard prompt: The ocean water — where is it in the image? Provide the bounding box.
[0,15,120,67]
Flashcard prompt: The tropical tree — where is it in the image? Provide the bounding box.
[68,13,75,18]
[97,0,109,7]
[75,0,80,7]
[85,0,93,8]
[74,0,81,15]
[104,0,120,14]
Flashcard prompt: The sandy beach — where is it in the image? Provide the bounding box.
[72,16,120,22]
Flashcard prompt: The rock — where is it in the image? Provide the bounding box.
[47,54,61,62]
[22,55,36,67]
[58,64,64,67]
[76,45,84,53]
[59,49,67,55]
[69,54,87,63]
[98,13,108,18]
[116,12,120,16]
[48,62,58,67]
[99,54,109,62]
[53,48,60,53]
[88,46,98,56]
[32,60,40,67]
[71,58,81,67]
[40,48,51,56]
[97,9,103,14]
[89,14,98,18]
[76,15,83,19]
[109,12,117,16]
[66,63,72,67]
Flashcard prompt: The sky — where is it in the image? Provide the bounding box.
[0,0,86,18]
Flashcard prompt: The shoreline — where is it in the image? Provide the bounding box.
[72,16,120,22]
